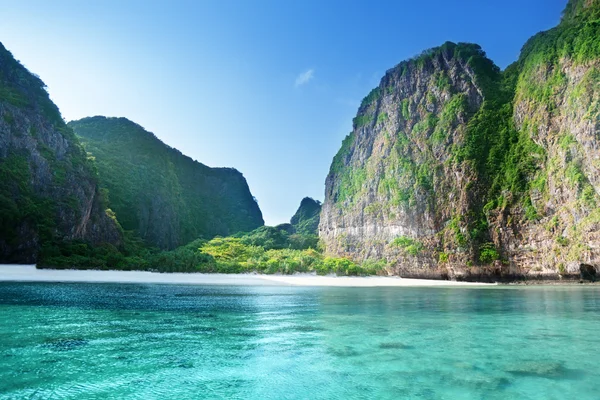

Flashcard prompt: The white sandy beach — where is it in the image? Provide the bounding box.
[0,264,494,287]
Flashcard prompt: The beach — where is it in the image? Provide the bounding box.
[0,264,494,287]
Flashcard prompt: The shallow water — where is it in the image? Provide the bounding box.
[0,283,599,399]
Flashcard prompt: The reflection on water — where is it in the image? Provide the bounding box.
[0,283,599,399]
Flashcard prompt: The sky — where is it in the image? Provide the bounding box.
[0,0,567,225]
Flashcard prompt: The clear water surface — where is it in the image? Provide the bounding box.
[0,282,599,399]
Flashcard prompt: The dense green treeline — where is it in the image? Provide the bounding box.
[39,225,385,276]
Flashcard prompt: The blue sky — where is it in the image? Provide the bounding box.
[0,0,566,225]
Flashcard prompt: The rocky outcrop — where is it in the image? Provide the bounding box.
[290,197,321,235]
[487,4,600,280]
[320,1,600,281]
[69,117,264,249]
[0,43,121,263]
[320,42,494,278]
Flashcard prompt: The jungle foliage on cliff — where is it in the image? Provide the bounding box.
[290,197,322,235]
[69,117,264,250]
[320,0,600,280]
[0,42,120,263]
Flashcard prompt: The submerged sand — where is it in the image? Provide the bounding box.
[0,265,494,287]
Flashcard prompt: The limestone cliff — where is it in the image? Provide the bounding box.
[290,197,321,235]
[0,43,121,263]
[492,0,600,279]
[69,117,264,249]
[320,1,600,280]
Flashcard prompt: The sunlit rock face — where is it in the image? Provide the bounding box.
[320,0,600,280]
[320,42,489,279]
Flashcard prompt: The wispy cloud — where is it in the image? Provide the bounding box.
[295,69,314,87]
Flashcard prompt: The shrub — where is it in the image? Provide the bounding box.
[353,114,373,129]
[479,243,499,263]
[392,236,424,256]
[439,252,449,263]
[556,236,570,247]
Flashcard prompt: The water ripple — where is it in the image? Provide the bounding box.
[0,283,599,399]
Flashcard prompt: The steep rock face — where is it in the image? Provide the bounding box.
[320,42,496,278]
[489,0,600,279]
[320,0,600,280]
[0,43,121,263]
[69,117,264,249]
[290,197,321,235]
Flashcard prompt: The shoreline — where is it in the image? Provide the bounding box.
[0,265,495,287]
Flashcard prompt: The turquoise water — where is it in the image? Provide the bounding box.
[1,283,599,399]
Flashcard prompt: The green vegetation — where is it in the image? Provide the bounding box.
[556,236,570,247]
[407,42,501,94]
[581,185,597,207]
[69,117,263,250]
[437,2,599,261]
[412,113,438,135]
[5,0,600,277]
[400,99,410,120]
[438,94,468,130]
[565,163,585,188]
[447,45,549,247]
[376,112,389,124]
[330,133,355,174]
[0,86,28,108]
[353,114,373,129]
[521,2,600,67]
[0,42,116,262]
[322,1,600,274]
[391,236,424,256]
[352,88,384,128]
[39,226,385,276]
[559,134,577,150]
[39,235,153,271]
[290,197,321,235]
[478,243,499,263]
[360,87,382,108]
[0,44,63,124]
[562,0,600,22]
[336,166,367,205]
[448,216,468,248]
[569,68,600,121]
[434,71,451,91]
[0,154,46,250]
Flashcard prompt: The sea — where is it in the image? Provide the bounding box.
[0,282,599,399]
